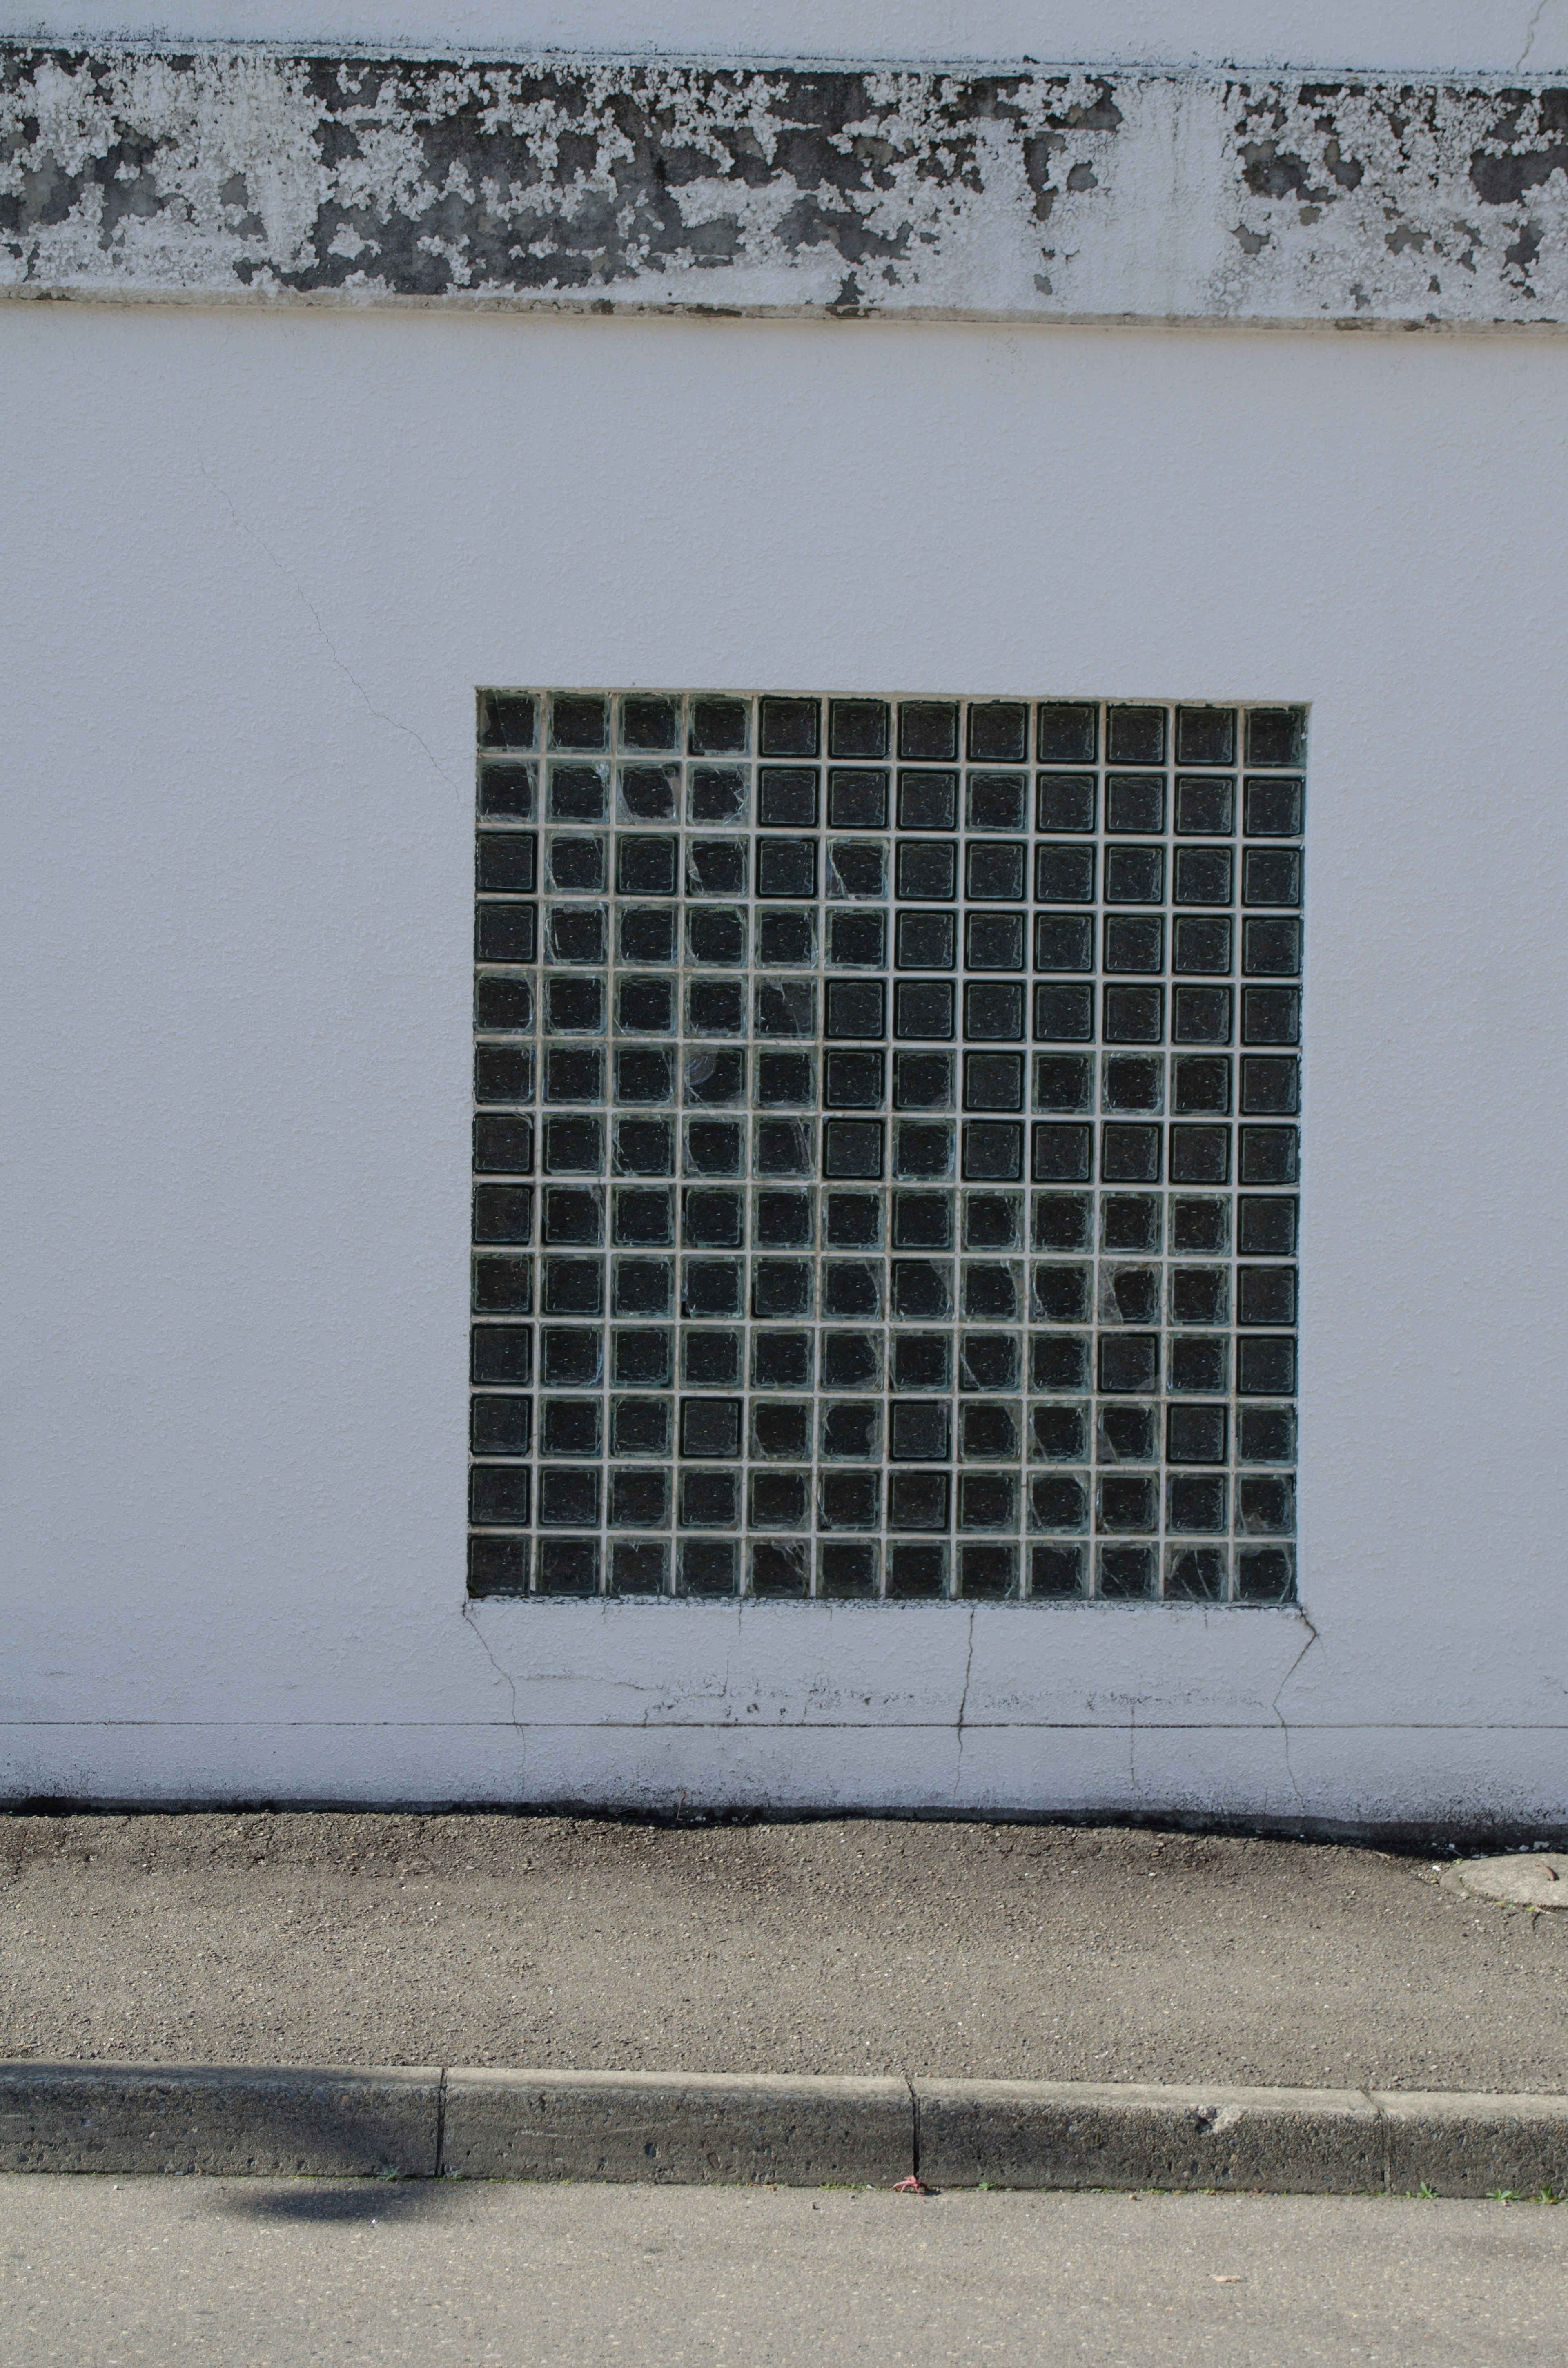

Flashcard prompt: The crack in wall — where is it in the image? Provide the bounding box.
[1518,0,1560,73]
[14,1710,1566,1732]
[1271,1610,1323,1811]
[196,452,454,789]
[459,1605,526,1769]
[952,1607,977,1791]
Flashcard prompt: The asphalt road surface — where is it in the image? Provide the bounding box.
[2,1813,1564,2089]
[1,2177,1563,2367]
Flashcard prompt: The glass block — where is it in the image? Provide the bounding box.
[612,1396,673,1458]
[757,908,816,966]
[612,1329,673,1388]
[679,1539,738,1596]
[967,773,1028,832]
[895,911,955,974]
[479,760,537,819]
[959,1542,1019,1598]
[820,1539,880,1597]
[1165,1544,1228,1601]
[1036,842,1096,904]
[469,1464,532,1526]
[1030,1402,1089,1463]
[550,762,609,823]
[1036,703,1097,765]
[471,1394,534,1456]
[476,1113,537,1179]
[1030,1541,1087,1597]
[1236,1544,1296,1602]
[474,1046,535,1106]
[620,694,679,753]
[691,838,750,898]
[619,905,677,964]
[759,766,819,828]
[1036,773,1096,832]
[830,700,891,760]
[548,693,608,751]
[888,1542,949,1598]
[1175,775,1234,836]
[894,1050,954,1110]
[898,771,958,829]
[759,697,820,758]
[828,840,889,900]
[968,703,1029,763]
[1244,709,1307,769]
[960,1332,1021,1391]
[1245,777,1305,836]
[477,832,540,896]
[1238,1404,1296,1465]
[897,840,958,901]
[468,1534,532,1597]
[689,697,750,756]
[1175,707,1236,766]
[535,1537,600,1595]
[1106,774,1165,834]
[610,1539,670,1594]
[899,701,959,761]
[829,769,889,830]
[479,691,539,751]
[1106,707,1166,765]
[1098,1543,1157,1599]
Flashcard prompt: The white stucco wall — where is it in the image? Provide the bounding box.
[3,295,1566,1826]
[2,3,1566,76]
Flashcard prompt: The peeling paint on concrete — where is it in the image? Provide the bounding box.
[4,47,1568,322]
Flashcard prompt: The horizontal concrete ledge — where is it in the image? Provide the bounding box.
[3,2064,1567,2196]
[17,286,1568,337]
[4,48,1568,327]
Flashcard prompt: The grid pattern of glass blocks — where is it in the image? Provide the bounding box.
[469,691,1303,1604]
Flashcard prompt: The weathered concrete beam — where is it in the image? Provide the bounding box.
[3,45,1568,324]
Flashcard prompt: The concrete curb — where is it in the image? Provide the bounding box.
[443,2069,911,2187]
[916,2080,1384,2196]
[0,2064,441,2178]
[1,2065,1565,2196]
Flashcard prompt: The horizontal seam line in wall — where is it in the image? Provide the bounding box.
[2,1720,1565,1735]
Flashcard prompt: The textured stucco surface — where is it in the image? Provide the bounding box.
[6,4,1566,78]
[3,302,1568,1820]
[6,47,1568,322]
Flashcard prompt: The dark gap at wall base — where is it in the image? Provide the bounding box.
[2,1797,1560,1854]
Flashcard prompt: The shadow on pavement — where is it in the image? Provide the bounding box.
[216,2179,471,2223]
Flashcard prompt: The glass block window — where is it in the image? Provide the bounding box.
[469,691,1303,1605]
